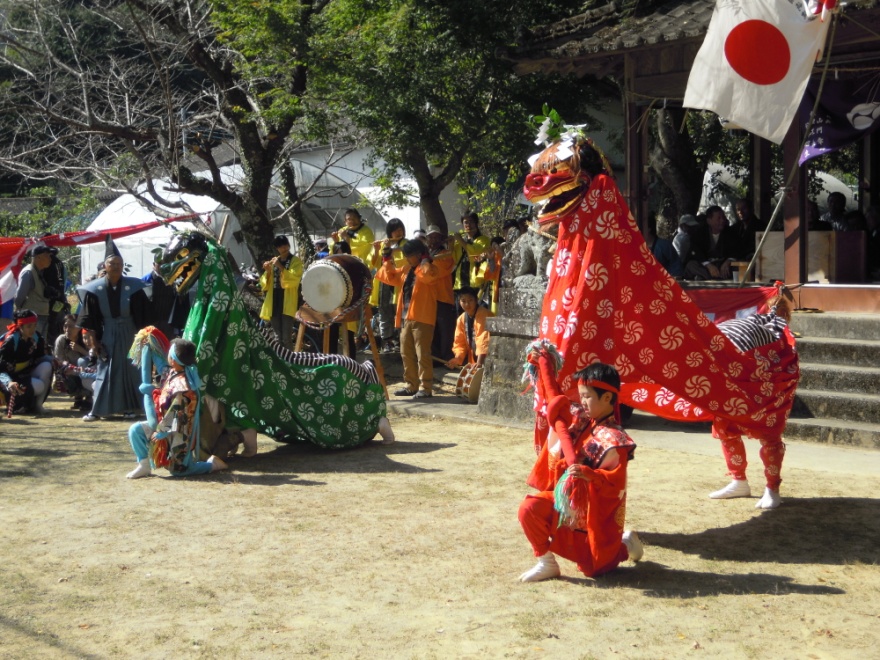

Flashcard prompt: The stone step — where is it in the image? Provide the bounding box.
[784,417,880,450]
[789,312,880,340]
[798,362,880,393]
[796,337,880,368]
[792,389,880,425]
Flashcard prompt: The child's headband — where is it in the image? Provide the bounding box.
[580,378,620,395]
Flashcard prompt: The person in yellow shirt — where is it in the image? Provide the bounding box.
[330,208,375,264]
[259,235,303,350]
[329,209,374,346]
[478,236,505,315]
[450,211,490,306]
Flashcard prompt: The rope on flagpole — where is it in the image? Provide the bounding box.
[739,11,841,288]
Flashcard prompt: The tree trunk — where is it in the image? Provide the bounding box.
[278,162,317,267]
[649,108,703,224]
[420,193,448,233]
[403,146,465,235]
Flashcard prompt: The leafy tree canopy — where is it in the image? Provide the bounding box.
[310,0,604,231]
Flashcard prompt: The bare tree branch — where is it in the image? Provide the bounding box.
[0,0,338,260]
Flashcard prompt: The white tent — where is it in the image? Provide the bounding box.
[699,163,858,221]
[80,180,255,282]
[82,161,395,281]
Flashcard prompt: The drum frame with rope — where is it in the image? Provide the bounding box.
[454,362,484,404]
[298,254,373,326]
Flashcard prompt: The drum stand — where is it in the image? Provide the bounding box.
[294,304,389,399]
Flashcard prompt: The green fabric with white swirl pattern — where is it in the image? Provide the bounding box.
[183,243,385,449]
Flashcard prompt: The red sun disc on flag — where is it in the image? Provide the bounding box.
[724,20,790,85]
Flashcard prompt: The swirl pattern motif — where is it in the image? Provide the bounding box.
[535,173,799,444]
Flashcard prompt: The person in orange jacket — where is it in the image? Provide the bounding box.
[427,225,456,362]
[444,287,493,369]
[377,240,439,399]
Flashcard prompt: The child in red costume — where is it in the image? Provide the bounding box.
[518,346,642,582]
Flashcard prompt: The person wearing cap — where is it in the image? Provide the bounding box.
[314,239,330,259]
[0,308,54,414]
[14,245,55,340]
[673,213,699,265]
[426,225,456,362]
[76,239,151,421]
[412,228,427,245]
[259,235,303,350]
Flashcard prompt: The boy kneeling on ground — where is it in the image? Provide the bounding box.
[126,338,232,479]
[518,344,642,581]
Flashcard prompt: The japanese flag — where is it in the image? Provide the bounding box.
[684,0,832,144]
[0,269,16,308]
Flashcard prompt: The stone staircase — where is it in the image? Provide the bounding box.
[788,312,880,449]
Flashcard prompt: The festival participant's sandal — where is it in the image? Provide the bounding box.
[708,479,751,499]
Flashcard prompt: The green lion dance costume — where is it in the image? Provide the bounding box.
[158,231,392,449]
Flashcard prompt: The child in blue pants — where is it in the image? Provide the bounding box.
[126,338,227,479]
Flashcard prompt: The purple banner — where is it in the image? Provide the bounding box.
[798,73,880,165]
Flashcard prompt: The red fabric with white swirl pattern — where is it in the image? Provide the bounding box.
[536,173,799,444]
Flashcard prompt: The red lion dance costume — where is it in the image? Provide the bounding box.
[522,128,799,511]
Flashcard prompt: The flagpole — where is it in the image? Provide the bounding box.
[740,11,841,287]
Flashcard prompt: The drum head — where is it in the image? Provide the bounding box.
[301,261,353,313]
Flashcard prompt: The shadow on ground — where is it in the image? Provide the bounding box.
[0,613,101,660]
[641,497,880,566]
[225,439,454,477]
[567,562,847,598]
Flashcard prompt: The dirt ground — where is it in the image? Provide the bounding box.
[1,391,879,659]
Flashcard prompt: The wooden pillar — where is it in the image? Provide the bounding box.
[864,132,879,211]
[624,54,649,229]
[782,122,808,283]
[751,135,773,223]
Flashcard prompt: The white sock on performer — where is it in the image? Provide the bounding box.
[709,479,751,499]
[518,552,560,582]
[126,459,151,479]
[755,487,781,509]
